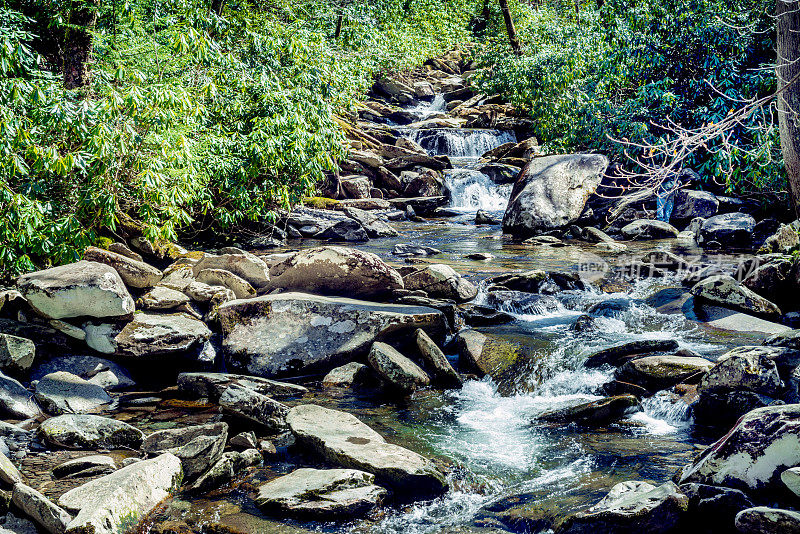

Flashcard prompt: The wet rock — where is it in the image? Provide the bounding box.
[453,329,527,393]
[741,256,794,306]
[142,422,227,480]
[39,414,144,450]
[694,304,791,336]
[679,404,800,491]
[475,210,499,225]
[0,334,35,376]
[555,481,688,534]
[17,261,135,320]
[83,246,163,289]
[698,213,756,249]
[342,207,399,238]
[735,507,800,533]
[782,466,800,497]
[692,390,780,428]
[571,315,598,333]
[322,362,374,389]
[313,218,369,242]
[759,223,799,254]
[486,291,560,316]
[691,275,781,318]
[465,252,495,261]
[615,355,713,392]
[698,347,783,397]
[583,339,679,368]
[765,328,800,350]
[673,190,719,220]
[404,264,477,303]
[12,482,72,534]
[403,170,446,197]
[53,456,116,479]
[392,243,441,257]
[219,293,445,377]
[189,448,261,493]
[219,384,289,432]
[503,154,608,236]
[0,513,38,534]
[196,268,255,299]
[287,404,447,498]
[389,196,449,215]
[84,312,211,358]
[31,355,135,391]
[255,468,387,519]
[415,329,462,388]
[268,246,403,299]
[680,483,753,534]
[177,372,307,400]
[138,286,190,310]
[487,269,585,294]
[368,342,430,393]
[58,453,182,534]
[461,305,513,327]
[34,371,112,415]
[620,219,680,240]
[537,395,642,426]
[0,450,22,485]
[0,371,43,419]
[229,432,257,450]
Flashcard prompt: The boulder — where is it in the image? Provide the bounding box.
[11,483,72,534]
[679,404,800,491]
[478,163,520,185]
[138,286,190,310]
[34,371,112,415]
[698,347,783,397]
[188,448,261,494]
[322,363,374,389]
[475,210,499,225]
[615,355,714,392]
[0,371,43,419]
[30,355,135,391]
[735,507,800,533]
[83,247,162,289]
[692,389,780,428]
[537,395,642,426]
[583,339,679,368]
[196,268,255,299]
[691,275,781,318]
[759,223,799,254]
[0,450,22,485]
[53,456,116,479]
[58,453,182,534]
[673,190,719,220]
[218,384,289,432]
[218,293,445,377]
[313,219,369,242]
[176,372,307,400]
[367,342,430,393]
[555,481,688,534]
[680,483,753,534]
[503,154,608,235]
[193,251,271,289]
[487,269,585,294]
[342,207,399,238]
[183,281,230,303]
[414,329,462,388]
[374,77,414,99]
[453,330,527,394]
[142,423,227,480]
[84,312,211,358]
[17,261,135,320]
[39,414,144,450]
[0,334,34,376]
[268,246,403,299]
[403,264,477,303]
[782,467,800,497]
[286,404,447,498]
[698,213,756,249]
[620,219,680,240]
[255,468,387,519]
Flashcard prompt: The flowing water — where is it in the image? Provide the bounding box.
[144,97,765,533]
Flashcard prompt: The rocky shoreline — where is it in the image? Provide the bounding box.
[1,51,800,534]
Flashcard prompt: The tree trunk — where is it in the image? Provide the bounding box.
[777,0,800,218]
[334,13,344,39]
[498,0,522,55]
[63,0,99,89]
[211,0,225,14]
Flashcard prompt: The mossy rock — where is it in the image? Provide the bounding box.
[94,237,114,250]
[303,196,340,210]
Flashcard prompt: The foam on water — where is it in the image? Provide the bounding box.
[444,168,511,212]
[409,128,516,158]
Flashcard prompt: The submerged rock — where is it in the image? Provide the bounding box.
[57,453,182,534]
[39,414,144,450]
[218,293,445,377]
[368,342,430,393]
[141,422,227,480]
[255,468,387,519]
[536,395,642,426]
[286,404,447,498]
[17,261,135,320]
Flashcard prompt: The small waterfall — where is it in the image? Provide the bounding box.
[445,169,511,211]
[409,128,516,158]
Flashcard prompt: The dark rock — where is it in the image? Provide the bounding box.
[536,395,642,426]
[584,339,679,368]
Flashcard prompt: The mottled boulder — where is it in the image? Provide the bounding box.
[177,372,307,400]
[218,293,445,377]
[218,384,289,432]
[679,404,800,491]
[698,213,756,249]
[31,355,135,391]
[0,450,22,485]
[286,404,447,498]
[17,261,135,320]
[255,468,387,519]
[620,219,680,240]
[782,466,800,497]
[555,481,688,534]
[673,190,719,220]
[196,268,255,299]
[138,286,190,310]
[403,264,477,303]
[503,154,608,235]
[537,395,642,426]
[11,483,72,534]
[193,251,270,289]
[615,355,713,392]
[84,312,211,358]
[58,453,182,534]
[142,423,227,480]
[34,371,112,415]
[83,246,162,289]
[268,246,403,299]
[415,329,462,388]
[368,342,430,393]
[39,414,144,450]
[0,334,35,375]
[759,224,799,254]
[322,363,374,389]
[188,448,261,494]
[0,371,43,419]
[698,347,783,397]
[691,275,781,318]
[735,507,800,534]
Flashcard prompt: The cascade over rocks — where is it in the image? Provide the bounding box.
[218,293,446,377]
[503,154,609,236]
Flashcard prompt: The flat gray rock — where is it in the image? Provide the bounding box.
[218,384,289,432]
[34,372,112,415]
[368,342,430,393]
[0,371,43,419]
[53,455,116,479]
[39,414,144,450]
